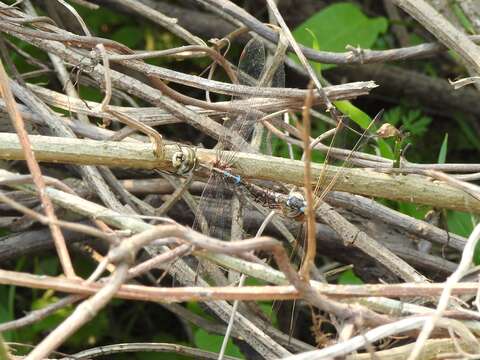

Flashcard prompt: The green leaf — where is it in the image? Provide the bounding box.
[437,133,448,164]
[0,334,10,360]
[383,106,402,126]
[34,256,58,276]
[451,2,475,34]
[446,211,478,267]
[194,329,244,358]
[334,101,394,158]
[0,286,14,342]
[79,6,127,34]
[187,302,211,318]
[475,243,480,266]
[334,100,371,129]
[65,310,109,347]
[447,211,475,238]
[397,202,429,220]
[338,269,363,284]
[383,106,432,139]
[454,113,480,151]
[111,26,144,49]
[449,212,480,264]
[293,2,388,70]
[409,33,426,46]
[304,28,322,75]
[401,109,431,136]
[30,295,73,334]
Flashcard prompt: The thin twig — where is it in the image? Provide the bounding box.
[0,59,75,277]
[64,342,241,360]
[218,210,276,360]
[264,0,332,110]
[299,84,316,280]
[407,222,480,360]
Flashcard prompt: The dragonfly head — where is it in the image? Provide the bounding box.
[171,146,197,175]
[283,191,306,219]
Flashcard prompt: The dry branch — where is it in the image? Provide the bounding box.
[0,133,478,213]
[6,268,480,301]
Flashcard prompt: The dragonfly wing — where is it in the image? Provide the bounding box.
[238,38,266,86]
[193,173,231,240]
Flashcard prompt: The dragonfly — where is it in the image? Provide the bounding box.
[168,42,383,236]
[170,36,384,351]
[188,37,288,241]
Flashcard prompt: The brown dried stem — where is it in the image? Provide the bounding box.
[299,85,316,280]
[0,59,75,278]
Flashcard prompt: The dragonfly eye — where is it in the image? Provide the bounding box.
[171,148,196,175]
[171,151,184,168]
[283,191,306,218]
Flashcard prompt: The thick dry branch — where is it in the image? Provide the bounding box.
[4,268,480,301]
[0,133,478,213]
